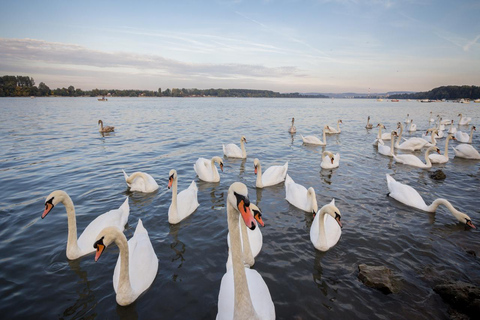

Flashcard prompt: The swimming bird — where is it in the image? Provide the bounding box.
[253,158,288,188]
[194,156,223,182]
[98,120,114,132]
[428,134,456,164]
[455,126,476,143]
[288,118,296,134]
[325,119,343,134]
[42,190,129,260]
[320,151,340,169]
[310,199,343,251]
[377,131,398,157]
[301,125,329,146]
[393,146,440,168]
[168,169,199,224]
[458,113,472,126]
[285,175,318,214]
[123,169,159,193]
[223,136,247,159]
[365,116,373,129]
[453,143,480,160]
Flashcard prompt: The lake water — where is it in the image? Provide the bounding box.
[0,97,479,319]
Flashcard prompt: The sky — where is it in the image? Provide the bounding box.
[0,0,479,93]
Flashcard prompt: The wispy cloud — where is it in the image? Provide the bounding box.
[463,34,480,51]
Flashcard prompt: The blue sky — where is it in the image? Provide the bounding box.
[0,0,479,93]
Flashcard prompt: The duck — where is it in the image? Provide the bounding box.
[122,169,159,193]
[458,113,472,126]
[395,122,429,151]
[310,199,343,251]
[223,136,247,159]
[288,118,296,134]
[253,158,288,188]
[377,131,398,157]
[217,182,275,320]
[168,169,199,224]
[453,143,480,160]
[98,120,114,133]
[320,151,340,169]
[284,174,318,214]
[393,146,440,168]
[301,125,329,146]
[194,156,223,182]
[42,190,129,260]
[428,134,456,164]
[447,120,457,134]
[325,119,343,134]
[365,116,373,129]
[226,203,264,271]
[93,219,158,306]
[455,126,476,143]
[386,174,476,228]
[373,124,391,146]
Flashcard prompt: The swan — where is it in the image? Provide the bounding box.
[373,124,391,146]
[284,174,318,214]
[404,114,411,124]
[288,118,296,134]
[98,119,114,133]
[439,116,451,125]
[122,169,159,193]
[453,143,480,160]
[458,113,472,126]
[419,128,437,147]
[301,125,329,146]
[217,182,275,320]
[393,146,440,168]
[226,203,264,271]
[395,122,429,151]
[428,134,456,164]
[310,199,343,251]
[168,169,199,224]
[455,126,476,143]
[253,158,288,188]
[386,174,476,228]
[320,151,340,169]
[408,120,417,132]
[365,116,373,129]
[223,136,247,159]
[429,111,435,123]
[447,120,457,134]
[377,131,398,157]
[93,219,158,306]
[325,119,343,134]
[194,156,224,182]
[42,190,129,260]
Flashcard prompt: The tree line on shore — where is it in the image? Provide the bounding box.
[0,75,328,98]
[388,85,480,100]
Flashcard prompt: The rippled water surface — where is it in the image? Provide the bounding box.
[1,97,479,319]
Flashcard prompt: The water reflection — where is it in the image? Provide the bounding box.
[116,301,138,320]
[168,223,186,281]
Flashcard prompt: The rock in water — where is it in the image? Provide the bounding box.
[430,170,446,180]
[358,264,398,294]
[433,281,480,318]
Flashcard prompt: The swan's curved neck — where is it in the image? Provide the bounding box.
[169,177,178,218]
[336,121,340,131]
[240,215,254,267]
[62,194,80,258]
[469,127,475,143]
[314,210,328,249]
[227,201,259,320]
[211,158,220,180]
[240,139,246,158]
[378,125,383,138]
[425,198,465,222]
[127,172,148,184]
[322,129,327,143]
[113,230,135,302]
[255,162,263,188]
[98,120,104,130]
[389,136,395,156]
[443,136,452,157]
[424,148,435,167]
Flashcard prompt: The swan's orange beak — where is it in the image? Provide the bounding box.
[42,200,54,219]
[94,244,105,262]
[467,220,476,229]
[335,213,343,228]
[253,210,264,227]
[254,166,257,175]
[238,200,256,230]
[168,176,173,189]
[331,157,334,164]
[220,163,223,172]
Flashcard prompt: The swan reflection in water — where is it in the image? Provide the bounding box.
[62,259,97,319]
[168,223,186,280]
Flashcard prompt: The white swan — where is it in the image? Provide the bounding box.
[455,126,476,143]
[404,114,411,124]
[395,122,429,151]
[42,190,129,260]
[122,169,159,193]
[373,124,391,146]
[365,116,373,129]
[288,118,296,134]
[284,174,318,214]
[223,136,247,159]
[453,144,480,160]
[310,199,343,251]
[93,219,158,306]
[226,203,264,271]
[408,120,417,132]
[325,119,343,134]
[301,125,329,146]
[428,134,456,164]
[377,131,397,157]
[168,169,199,224]
[429,111,435,123]
[393,146,440,168]
[194,156,224,182]
[458,113,472,126]
[420,128,438,147]
[320,151,340,169]
[253,158,288,188]
[217,182,275,320]
[386,174,476,228]
[439,116,451,125]
[98,119,114,132]
[447,120,457,134]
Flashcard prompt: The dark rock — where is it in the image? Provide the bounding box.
[430,169,446,180]
[433,281,480,318]
[466,250,476,257]
[358,264,398,294]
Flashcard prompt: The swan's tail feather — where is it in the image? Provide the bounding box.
[222,144,226,156]
[119,197,130,225]
[134,218,148,235]
[188,180,198,191]
[285,174,293,185]
[122,169,129,181]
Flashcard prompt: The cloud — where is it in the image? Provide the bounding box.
[0,38,305,80]
[463,34,480,51]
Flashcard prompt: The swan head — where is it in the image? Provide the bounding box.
[318,199,343,228]
[97,120,102,125]
[228,182,256,230]
[322,151,335,164]
[241,136,247,143]
[458,113,462,117]
[391,131,398,137]
[212,156,224,171]
[167,169,177,189]
[250,203,265,227]
[42,190,68,219]
[377,123,386,129]
[93,226,123,262]
[338,119,343,124]
[473,126,477,131]
[291,117,295,123]
[428,146,441,154]
[253,158,260,175]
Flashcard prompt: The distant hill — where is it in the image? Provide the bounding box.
[389,85,480,100]
[302,91,415,99]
